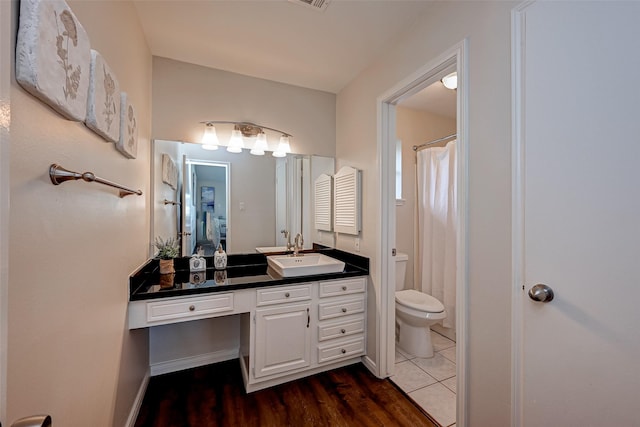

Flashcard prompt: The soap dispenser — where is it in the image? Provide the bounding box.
[214,243,227,270]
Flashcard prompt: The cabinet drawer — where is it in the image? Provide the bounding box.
[146,293,233,322]
[317,337,365,363]
[319,278,366,298]
[318,316,365,342]
[256,284,312,306]
[318,296,365,320]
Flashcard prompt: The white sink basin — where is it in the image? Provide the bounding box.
[267,254,346,277]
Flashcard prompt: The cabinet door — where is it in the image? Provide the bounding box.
[254,303,311,378]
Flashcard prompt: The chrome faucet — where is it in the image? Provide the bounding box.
[293,233,304,256]
[281,229,293,252]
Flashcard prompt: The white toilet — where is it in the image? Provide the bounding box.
[395,252,446,358]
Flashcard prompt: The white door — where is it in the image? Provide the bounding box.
[254,303,311,378]
[514,2,640,425]
[181,156,195,256]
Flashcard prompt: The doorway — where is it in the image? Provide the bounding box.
[182,159,230,256]
[377,40,468,426]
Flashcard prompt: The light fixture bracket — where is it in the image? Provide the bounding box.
[236,123,262,138]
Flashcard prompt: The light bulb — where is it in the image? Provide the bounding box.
[250,132,268,155]
[201,124,219,150]
[441,72,457,90]
[272,135,291,158]
[227,129,244,153]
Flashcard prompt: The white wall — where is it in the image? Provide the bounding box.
[336,2,516,425]
[396,107,456,292]
[7,1,151,425]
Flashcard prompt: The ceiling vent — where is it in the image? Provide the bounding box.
[288,0,331,12]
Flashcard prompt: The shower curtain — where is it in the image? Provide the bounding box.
[416,141,457,329]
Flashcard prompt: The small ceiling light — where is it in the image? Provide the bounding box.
[441,72,457,90]
[201,123,219,150]
[227,128,244,153]
[272,135,291,158]
[250,132,268,156]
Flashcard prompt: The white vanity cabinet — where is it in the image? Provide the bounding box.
[242,276,367,392]
[253,285,312,378]
[316,278,366,364]
[129,275,367,393]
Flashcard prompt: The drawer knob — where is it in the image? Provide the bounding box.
[189,305,195,311]
[341,307,347,313]
[341,328,346,334]
[341,349,346,354]
[342,286,347,291]
[285,292,290,298]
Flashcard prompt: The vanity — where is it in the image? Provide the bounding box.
[129,249,369,392]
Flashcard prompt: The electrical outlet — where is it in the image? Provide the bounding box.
[239,201,245,211]
[354,237,360,252]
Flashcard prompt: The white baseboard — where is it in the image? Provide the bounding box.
[150,348,239,377]
[125,368,150,427]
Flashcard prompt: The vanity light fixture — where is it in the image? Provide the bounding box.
[227,128,245,153]
[250,132,269,155]
[272,135,291,158]
[201,123,220,150]
[441,71,458,90]
[199,121,293,156]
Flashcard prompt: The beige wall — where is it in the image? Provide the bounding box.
[152,57,336,157]
[337,2,515,425]
[7,1,151,425]
[396,107,456,292]
[0,0,11,422]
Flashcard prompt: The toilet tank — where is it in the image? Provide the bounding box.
[395,252,409,291]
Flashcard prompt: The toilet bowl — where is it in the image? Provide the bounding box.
[395,252,446,358]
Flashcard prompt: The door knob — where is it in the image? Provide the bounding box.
[528,284,554,303]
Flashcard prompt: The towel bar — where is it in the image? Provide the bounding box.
[49,164,143,198]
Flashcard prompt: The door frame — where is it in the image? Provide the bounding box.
[377,39,469,426]
[184,159,231,253]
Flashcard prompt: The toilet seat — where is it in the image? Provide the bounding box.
[396,289,444,313]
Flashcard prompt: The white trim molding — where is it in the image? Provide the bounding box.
[125,369,150,427]
[377,39,469,426]
[150,348,239,377]
[511,2,534,426]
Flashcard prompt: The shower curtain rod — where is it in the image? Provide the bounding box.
[412,133,457,151]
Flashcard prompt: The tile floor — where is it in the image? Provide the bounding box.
[390,331,457,427]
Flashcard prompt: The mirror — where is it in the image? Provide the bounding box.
[151,139,335,257]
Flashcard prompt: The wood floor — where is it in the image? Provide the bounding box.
[134,360,440,427]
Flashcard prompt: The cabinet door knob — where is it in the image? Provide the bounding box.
[341,307,347,313]
[341,328,346,334]
[341,349,346,354]
[285,292,290,298]
[189,305,195,311]
[342,286,347,291]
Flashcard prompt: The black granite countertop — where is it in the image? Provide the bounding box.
[129,246,369,301]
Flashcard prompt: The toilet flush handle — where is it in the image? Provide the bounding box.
[528,284,554,303]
